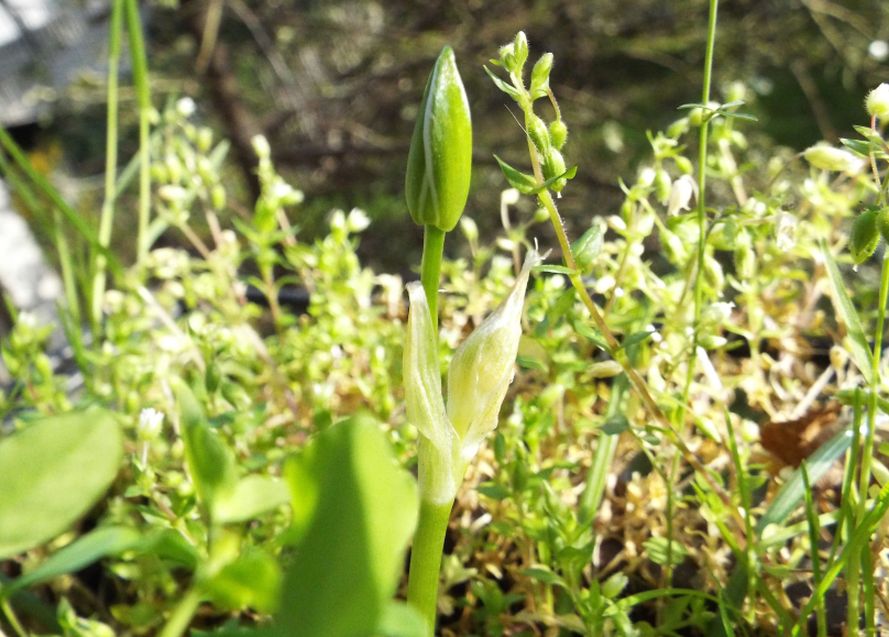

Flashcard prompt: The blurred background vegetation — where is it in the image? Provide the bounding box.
[9,0,889,274]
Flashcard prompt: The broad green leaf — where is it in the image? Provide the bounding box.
[275,416,418,637]
[175,382,238,518]
[201,549,281,613]
[821,243,873,384]
[0,409,123,559]
[214,475,290,525]
[6,526,140,593]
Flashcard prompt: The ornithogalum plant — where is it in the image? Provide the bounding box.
[403,43,538,635]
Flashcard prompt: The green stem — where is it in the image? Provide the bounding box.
[683,0,719,402]
[0,594,27,637]
[125,0,152,266]
[158,588,202,637]
[407,498,454,636]
[91,0,122,329]
[420,225,446,332]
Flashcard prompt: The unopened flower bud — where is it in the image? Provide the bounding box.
[549,120,568,150]
[405,46,472,232]
[865,83,889,119]
[530,52,553,100]
[803,143,864,173]
[666,174,697,216]
[542,148,567,192]
[527,115,550,153]
[251,135,271,160]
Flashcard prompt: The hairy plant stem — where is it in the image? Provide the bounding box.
[91,0,122,330]
[407,498,454,636]
[420,225,446,332]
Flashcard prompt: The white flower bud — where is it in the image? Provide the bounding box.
[251,135,271,159]
[666,174,697,216]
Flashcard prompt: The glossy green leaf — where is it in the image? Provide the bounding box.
[275,416,418,637]
[0,409,123,559]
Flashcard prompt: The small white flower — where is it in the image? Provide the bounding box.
[176,97,196,118]
[666,174,698,216]
[138,408,164,441]
[775,211,797,252]
[346,208,370,233]
[868,40,889,61]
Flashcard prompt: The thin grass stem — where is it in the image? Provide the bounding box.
[125,0,153,265]
[90,0,122,328]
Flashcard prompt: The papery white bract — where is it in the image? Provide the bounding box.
[404,250,539,504]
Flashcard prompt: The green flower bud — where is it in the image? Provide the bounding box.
[530,53,553,100]
[405,46,472,232]
[512,31,529,72]
[877,207,889,244]
[527,115,550,153]
[542,148,567,192]
[850,207,881,264]
[549,120,568,150]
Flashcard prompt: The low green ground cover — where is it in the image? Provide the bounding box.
[2,4,889,635]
